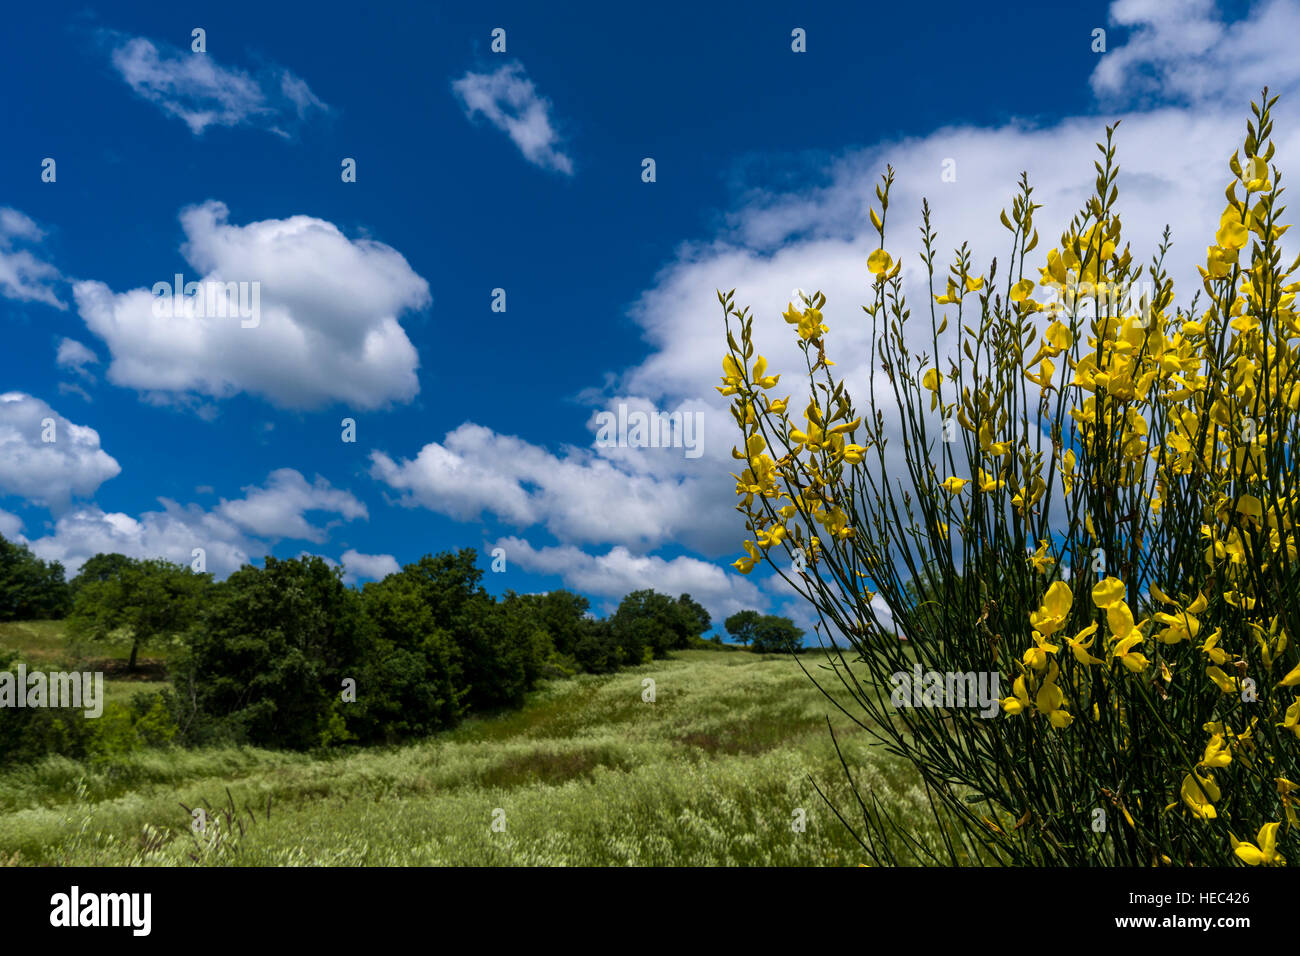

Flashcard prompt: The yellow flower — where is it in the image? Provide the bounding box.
[1022,631,1060,672]
[1066,623,1104,666]
[717,354,744,396]
[1001,675,1031,715]
[933,278,961,305]
[732,540,761,574]
[1280,697,1300,739]
[751,355,781,389]
[1200,734,1232,769]
[1205,244,1236,279]
[1035,661,1073,728]
[1216,207,1249,252]
[1179,771,1221,820]
[939,476,968,495]
[1200,627,1229,666]
[1091,576,1127,609]
[1206,666,1238,693]
[1108,602,1149,672]
[1025,357,1055,389]
[1029,581,1073,637]
[867,249,893,276]
[1230,823,1286,866]
[1010,278,1035,302]
[977,467,1005,493]
[1242,155,1272,193]
[922,368,943,410]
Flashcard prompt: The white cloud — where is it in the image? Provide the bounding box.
[370,416,739,555]
[452,62,574,174]
[216,468,367,543]
[0,393,121,511]
[73,201,430,410]
[340,549,400,584]
[57,382,93,404]
[106,34,328,136]
[0,207,63,309]
[29,502,254,579]
[0,509,25,541]
[56,338,99,379]
[1091,0,1300,107]
[26,467,368,578]
[494,536,762,621]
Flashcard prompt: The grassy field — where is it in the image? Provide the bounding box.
[0,623,936,866]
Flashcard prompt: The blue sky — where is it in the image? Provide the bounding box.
[2,0,1297,635]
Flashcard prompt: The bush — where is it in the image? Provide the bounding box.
[720,92,1300,866]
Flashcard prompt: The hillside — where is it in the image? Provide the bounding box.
[0,633,933,866]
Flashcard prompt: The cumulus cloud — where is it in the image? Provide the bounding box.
[26,468,368,578]
[370,415,739,556]
[0,393,121,511]
[452,62,574,174]
[73,201,430,410]
[216,468,367,543]
[494,536,762,620]
[56,338,99,379]
[29,501,254,579]
[106,33,328,136]
[0,207,63,308]
[340,549,400,584]
[1091,0,1300,107]
[0,509,25,541]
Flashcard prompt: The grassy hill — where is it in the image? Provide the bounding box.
[0,623,934,866]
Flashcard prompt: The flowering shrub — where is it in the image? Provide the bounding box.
[720,91,1300,866]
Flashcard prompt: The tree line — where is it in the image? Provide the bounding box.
[1,534,802,761]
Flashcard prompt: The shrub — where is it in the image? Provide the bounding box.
[720,92,1300,866]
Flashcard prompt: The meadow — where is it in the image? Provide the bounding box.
[0,622,935,866]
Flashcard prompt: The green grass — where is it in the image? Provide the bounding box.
[1,634,938,866]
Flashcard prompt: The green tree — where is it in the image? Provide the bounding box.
[393,550,546,711]
[0,534,71,620]
[572,617,620,673]
[506,589,591,657]
[353,573,465,743]
[69,552,135,596]
[723,609,762,647]
[66,556,210,669]
[610,589,699,659]
[750,615,804,654]
[676,593,712,640]
[185,556,367,749]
